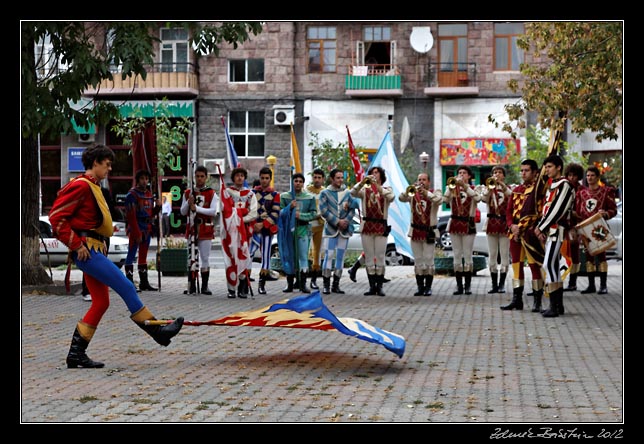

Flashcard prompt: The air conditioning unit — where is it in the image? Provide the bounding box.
[274,109,295,126]
[203,158,226,175]
[78,133,95,143]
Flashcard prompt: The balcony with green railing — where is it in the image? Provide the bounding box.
[345,64,403,97]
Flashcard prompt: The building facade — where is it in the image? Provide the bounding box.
[39,21,623,231]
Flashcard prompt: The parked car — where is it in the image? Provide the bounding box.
[39,216,129,268]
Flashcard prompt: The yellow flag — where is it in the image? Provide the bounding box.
[290,123,302,173]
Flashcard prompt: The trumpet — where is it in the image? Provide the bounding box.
[406,184,418,196]
[447,177,458,189]
[363,175,375,186]
[486,177,497,189]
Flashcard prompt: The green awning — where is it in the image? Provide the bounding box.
[114,100,195,118]
[71,117,96,135]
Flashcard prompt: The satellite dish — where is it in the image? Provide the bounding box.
[410,27,434,54]
[400,116,411,153]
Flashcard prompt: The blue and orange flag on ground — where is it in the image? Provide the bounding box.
[154,290,406,358]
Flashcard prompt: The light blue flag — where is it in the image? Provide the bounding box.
[368,130,413,260]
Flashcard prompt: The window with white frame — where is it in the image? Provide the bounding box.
[494,22,524,71]
[160,27,189,72]
[229,111,265,158]
[307,26,336,73]
[106,28,123,73]
[34,32,68,79]
[229,59,265,82]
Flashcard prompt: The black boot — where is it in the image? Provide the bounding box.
[498,272,507,293]
[258,272,267,295]
[597,271,608,294]
[424,275,433,296]
[331,275,345,294]
[364,274,377,296]
[581,272,597,294]
[322,276,331,295]
[464,271,472,295]
[542,288,562,318]
[237,278,249,298]
[138,265,157,291]
[201,270,212,295]
[348,260,361,282]
[488,272,499,294]
[375,274,385,296]
[131,307,184,346]
[500,286,523,310]
[531,289,543,313]
[183,275,197,295]
[299,270,311,293]
[414,275,425,296]
[310,270,319,290]
[564,273,578,291]
[125,265,141,292]
[283,275,295,293]
[66,323,104,369]
[453,272,464,295]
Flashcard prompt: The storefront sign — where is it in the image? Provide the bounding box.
[68,147,86,172]
[440,138,520,165]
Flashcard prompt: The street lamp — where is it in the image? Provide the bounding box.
[266,155,277,187]
[419,151,429,171]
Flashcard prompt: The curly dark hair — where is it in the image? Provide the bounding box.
[82,144,115,170]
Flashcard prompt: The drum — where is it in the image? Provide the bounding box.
[575,213,616,256]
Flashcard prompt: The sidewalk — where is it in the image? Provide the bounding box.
[21,260,623,424]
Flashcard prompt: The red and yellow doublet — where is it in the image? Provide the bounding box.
[49,174,113,253]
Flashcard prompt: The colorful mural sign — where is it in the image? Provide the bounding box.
[440,138,520,166]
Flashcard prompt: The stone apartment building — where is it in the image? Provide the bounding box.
[38,21,622,231]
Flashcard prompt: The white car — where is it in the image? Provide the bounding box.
[39,216,129,268]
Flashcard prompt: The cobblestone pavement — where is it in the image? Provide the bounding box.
[21,260,623,428]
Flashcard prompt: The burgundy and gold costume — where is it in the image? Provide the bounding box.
[351,181,394,296]
[443,182,481,294]
[503,180,545,311]
[399,187,443,296]
[575,184,617,293]
[481,183,512,293]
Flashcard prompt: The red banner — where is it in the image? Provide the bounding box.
[347,126,365,181]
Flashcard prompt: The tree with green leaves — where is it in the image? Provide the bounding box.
[308,132,369,188]
[504,125,587,185]
[490,22,623,143]
[21,21,262,285]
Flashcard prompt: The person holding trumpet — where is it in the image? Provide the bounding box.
[351,166,395,296]
[479,166,512,294]
[443,166,481,295]
[399,172,443,296]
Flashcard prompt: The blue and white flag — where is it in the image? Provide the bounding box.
[368,130,413,260]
